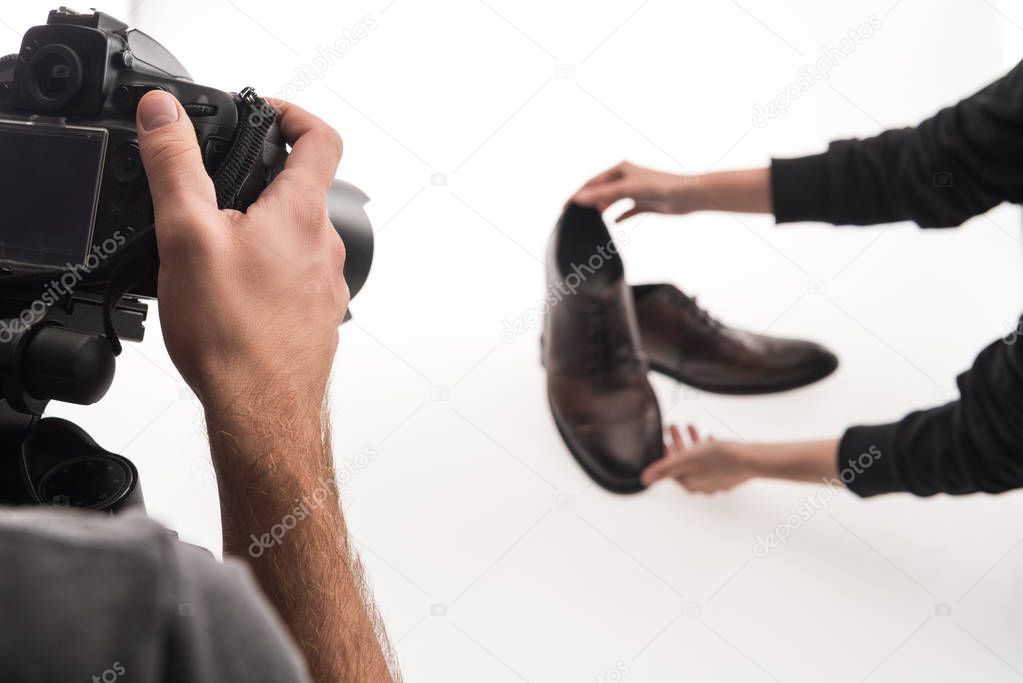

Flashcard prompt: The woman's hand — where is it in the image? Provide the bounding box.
[572,162,773,222]
[572,161,697,221]
[641,424,757,494]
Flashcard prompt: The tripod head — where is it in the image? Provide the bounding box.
[0,294,147,512]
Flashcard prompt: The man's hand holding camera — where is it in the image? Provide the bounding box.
[136,91,348,416]
[136,90,392,682]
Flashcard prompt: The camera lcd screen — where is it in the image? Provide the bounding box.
[0,121,107,268]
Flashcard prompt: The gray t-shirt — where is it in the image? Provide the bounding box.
[0,507,310,682]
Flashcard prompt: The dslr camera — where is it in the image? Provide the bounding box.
[0,7,374,511]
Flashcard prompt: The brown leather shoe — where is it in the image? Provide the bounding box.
[543,204,662,494]
[632,283,838,394]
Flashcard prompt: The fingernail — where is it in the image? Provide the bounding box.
[138,92,179,131]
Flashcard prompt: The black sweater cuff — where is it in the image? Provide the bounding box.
[770,153,832,224]
[838,423,901,496]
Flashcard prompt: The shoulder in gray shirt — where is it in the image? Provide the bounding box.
[0,507,310,682]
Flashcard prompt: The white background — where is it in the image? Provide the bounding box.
[6,1,1023,680]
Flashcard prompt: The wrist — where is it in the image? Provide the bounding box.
[675,176,711,212]
[204,394,327,471]
[194,353,330,423]
[731,442,772,478]
[729,439,840,484]
[678,168,772,214]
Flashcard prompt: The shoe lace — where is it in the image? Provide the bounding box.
[582,298,642,375]
[667,287,722,331]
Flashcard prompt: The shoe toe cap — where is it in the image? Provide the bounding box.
[573,410,662,491]
[779,339,839,379]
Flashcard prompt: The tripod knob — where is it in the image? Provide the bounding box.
[23,326,115,405]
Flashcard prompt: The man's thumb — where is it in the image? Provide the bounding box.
[136,91,216,217]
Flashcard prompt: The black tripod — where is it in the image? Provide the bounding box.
[0,294,149,512]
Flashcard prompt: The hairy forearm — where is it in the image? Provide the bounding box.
[740,439,840,484]
[205,400,395,683]
[683,168,773,214]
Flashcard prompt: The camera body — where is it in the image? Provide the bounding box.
[0,8,374,512]
[0,8,287,298]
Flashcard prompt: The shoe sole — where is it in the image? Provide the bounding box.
[546,389,650,495]
[647,354,839,395]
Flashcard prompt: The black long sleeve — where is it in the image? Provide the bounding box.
[771,60,1023,228]
[770,60,1023,497]
[838,328,1023,497]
